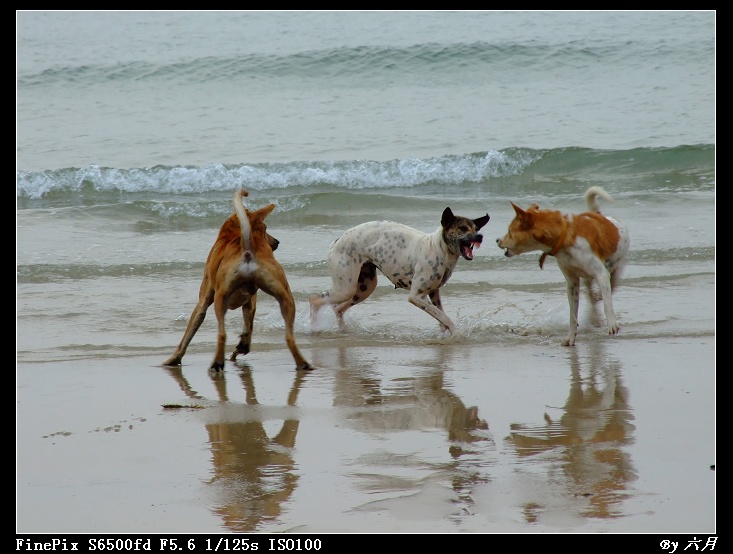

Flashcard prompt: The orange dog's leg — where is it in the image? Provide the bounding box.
[562,273,580,347]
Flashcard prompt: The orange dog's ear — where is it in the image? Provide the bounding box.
[511,202,535,228]
[511,202,527,217]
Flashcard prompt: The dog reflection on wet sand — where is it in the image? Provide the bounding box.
[505,346,636,520]
[164,364,307,532]
[322,345,490,453]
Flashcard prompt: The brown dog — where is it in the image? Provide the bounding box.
[163,189,312,371]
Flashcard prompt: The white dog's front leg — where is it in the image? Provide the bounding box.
[408,293,456,335]
[562,275,580,346]
[428,289,451,332]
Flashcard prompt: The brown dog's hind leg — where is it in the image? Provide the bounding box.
[163,289,213,366]
[231,295,257,361]
[210,292,230,371]
[269,283,312,371]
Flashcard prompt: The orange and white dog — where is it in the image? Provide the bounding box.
[163,189,312,372]
[496,186,630,346]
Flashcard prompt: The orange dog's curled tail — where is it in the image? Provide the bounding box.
[584,186,613,213]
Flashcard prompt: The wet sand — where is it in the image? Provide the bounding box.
[16,335,715,534]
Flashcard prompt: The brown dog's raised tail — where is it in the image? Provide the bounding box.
[234,189,253,262]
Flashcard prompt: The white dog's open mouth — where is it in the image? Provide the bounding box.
[460,239,482,260]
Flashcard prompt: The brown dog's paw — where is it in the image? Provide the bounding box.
[297,361,314,371]
[229,349,243,361]
[230,342,251,361]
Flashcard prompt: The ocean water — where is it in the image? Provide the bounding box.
[17,10,715,358]
[16,11,716,534]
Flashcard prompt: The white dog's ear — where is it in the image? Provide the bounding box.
[474,213,490,230]
[441,207,456,227]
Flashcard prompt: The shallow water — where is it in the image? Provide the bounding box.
[16,10,715,534]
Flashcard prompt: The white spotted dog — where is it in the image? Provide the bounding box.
[309,208,490,334]
[496,186,630,346]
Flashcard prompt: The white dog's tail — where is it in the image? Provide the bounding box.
[233,189,253,261]
[584,186,613,213]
